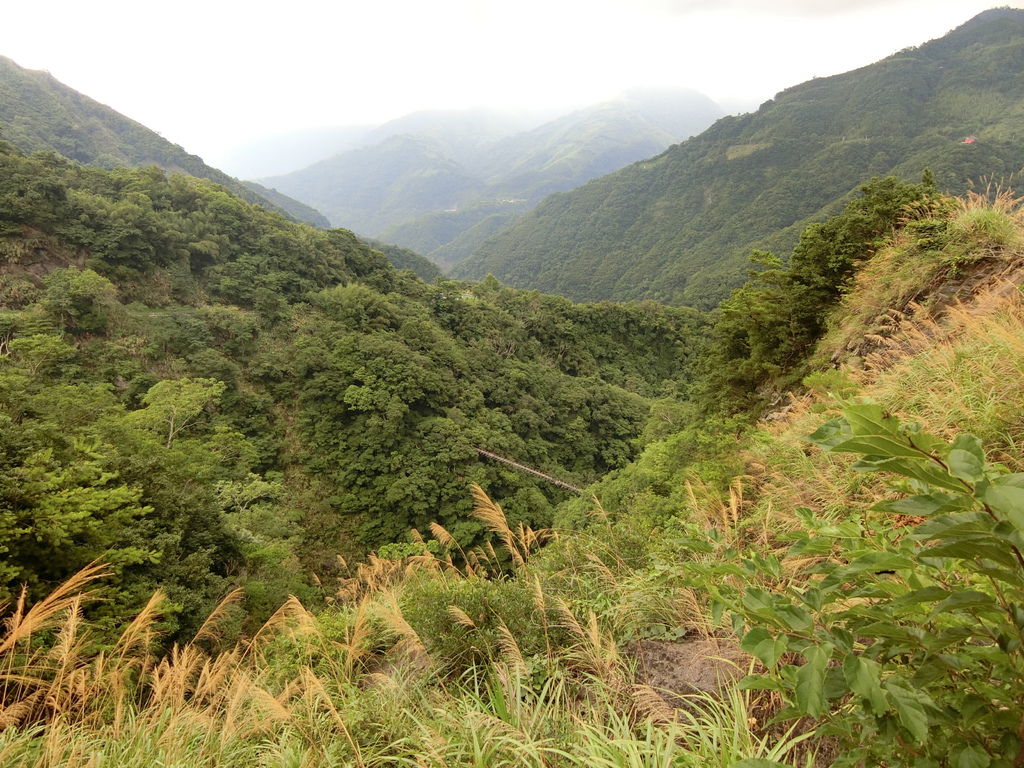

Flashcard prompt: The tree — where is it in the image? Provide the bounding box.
[129,378,226,448]
[42,268,119,334]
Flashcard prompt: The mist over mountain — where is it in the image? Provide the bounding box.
[217,125,375,179]
[261,90,723,261]
[263,133,485,238]
[218,108,563,180]
[0,55,329,228]
[357,108,559,166]
[453,9,1024,307]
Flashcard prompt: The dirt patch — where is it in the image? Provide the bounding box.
[0,229,84,285]
[624,637,749,706]
[837,251,1024,369]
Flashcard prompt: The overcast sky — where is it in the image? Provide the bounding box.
[0,0,1008,169]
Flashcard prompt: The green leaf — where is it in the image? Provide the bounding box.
[777,604,814,632]
[830,435,927,459]
[948,434,986,484]
[978,481,1024,530]
[933,589,998,615]
[904,425,949,455]
[741,589,777,621]
[806,417,850,449]
[960,694,991,726]
[913,512,995,541]
[814,521,863,538]
[889,586,950,608]
[921,540,1018,568]
[742,627,788,668]
[853,455,966,491]
[884,682,930,742]
[843,655,887,716]
[844,403,901,438]
[795,646,829,717]
[730,761,790,768]
[875,492,966,517]
[821,551,914,588]
[789,537,835,557]
[737,675,785,693]
[711,598,725,626]
[998,473,1024,488]
[955,745,991,768]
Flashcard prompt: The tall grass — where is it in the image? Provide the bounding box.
[0,557,812,767]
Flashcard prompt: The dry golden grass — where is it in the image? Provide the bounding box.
[738,205,1024,589]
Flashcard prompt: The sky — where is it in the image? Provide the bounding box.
[0,0,1008,171]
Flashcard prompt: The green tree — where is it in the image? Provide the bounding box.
[42,267,119,334]
[129,377,227,448]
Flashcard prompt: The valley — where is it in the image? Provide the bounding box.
[2,7,1024,766]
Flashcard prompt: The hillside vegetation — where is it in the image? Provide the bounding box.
[0,141,701,637]
[0,55,329,228]
[360,238,444,282]
[455,9,1024,308]
[7,9,1024,762]
[3,160,1024,765]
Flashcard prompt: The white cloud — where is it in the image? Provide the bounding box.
[637,0,909,15]
[0,0,1006,165]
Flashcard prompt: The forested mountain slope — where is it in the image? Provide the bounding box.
[0,55,329,227]
[0,141,701,634]
[360,237,444,281]
[262,91,722,261]
[454,8,1024,308]
[9,10,1024,763]
[262,133,486,237]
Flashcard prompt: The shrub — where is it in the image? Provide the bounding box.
[734,403,1024,766]
[400,573,556,677]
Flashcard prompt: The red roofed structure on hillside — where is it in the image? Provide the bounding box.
[962,136,978,144]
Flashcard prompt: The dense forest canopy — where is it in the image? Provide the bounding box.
[0,142,701,634]
[6,139,1024,764]
[5,10,1024,765]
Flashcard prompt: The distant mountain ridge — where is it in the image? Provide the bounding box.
[223,108,562,181]
[261,90,723,262]
[452,8,1024,308]
[0,55,329,228]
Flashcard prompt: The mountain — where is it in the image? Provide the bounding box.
[264,134,485,236]
[253,108,552,236]
[262,91,722,258]
[474,89,722,199]
[453,9,1024,307]
[8,133,1024,764]
[360,237,444,281]
[0,55,329,228]
[219,109,555,181]
[357,107,554,166]
[376,89,724,266]
[241,181,332,227]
